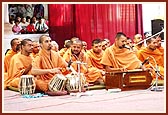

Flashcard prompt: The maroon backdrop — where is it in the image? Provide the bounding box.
[48,4,75,49]
[48,4,143,49]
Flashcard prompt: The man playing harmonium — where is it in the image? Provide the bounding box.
[100,32,146,72]
[100,32,153,90]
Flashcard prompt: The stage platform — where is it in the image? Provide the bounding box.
[3,86,165,113]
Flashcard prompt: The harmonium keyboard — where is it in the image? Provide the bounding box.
[105,69,153,91]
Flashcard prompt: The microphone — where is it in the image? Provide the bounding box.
[123,45,130,49]
[142,57,149,65]
[66,58,77,74]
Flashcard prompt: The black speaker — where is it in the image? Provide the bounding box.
[151,19,164,40]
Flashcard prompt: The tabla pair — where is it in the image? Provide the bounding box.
[48,73,87,93]
[18,73,86,95]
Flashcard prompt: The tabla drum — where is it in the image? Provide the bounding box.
[65,73,86,93]
[18,75,36,95]
[48,74,67,92]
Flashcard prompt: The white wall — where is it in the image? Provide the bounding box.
[142,3,165,34]
[3,4,9,23]
[43,4,48,19]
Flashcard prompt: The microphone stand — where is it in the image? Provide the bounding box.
[70,61,93,97]
[147,56,164,92]
[150,64,163,92]
[135,28,164,46]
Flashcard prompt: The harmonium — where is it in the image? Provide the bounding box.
[105,69,153,91]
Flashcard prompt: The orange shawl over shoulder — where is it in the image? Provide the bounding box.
[157,46,164,54]
[63,48,103,82]
[32,49,67,80]
[63,48,88,73]
[137,47,164,67]
[137,47,164,79]
[100,43,142,70]
[59,48,67,57]
[4,49,17,72]
[5,52,32,88]
[87,49,104,70]
[30,52,39,59]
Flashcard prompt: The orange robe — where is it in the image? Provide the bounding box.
[137,47,164,79]
[4,52,32,89]
[100,43,142,70]
[59,48,67,57]
[157,46,164,63]
[63,48,103,83]
[4,49,17,82]
[32,49,68,92]
[4,49,17,73]
[30,52,39,59]
[157,46,164,54]
[87,49,104,70]
[134,44,145,56]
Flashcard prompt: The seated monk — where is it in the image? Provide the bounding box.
[133,34,145,55]
[30,41,40,59]
[86,38,105,83]
[59,40,72,57]
[82,40,88,53]
[4,38,21,71]
[31,35,74,96]
[4,38,21,81]
[126,37,137,52]
[137,37,164,80]
[4,39,33,89]
[63,39,104,85]
[155,36,164,68]
[104,38,111,47]
[51,40,59,52]
[155,36,164,56]
[133,34,144,50]
[100,32,146,72]
[101,39,108,51]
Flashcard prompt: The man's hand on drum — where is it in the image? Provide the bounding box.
[50,68,62,74]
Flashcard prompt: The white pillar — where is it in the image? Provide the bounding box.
[4,4,9,23]
[44,4,48,19]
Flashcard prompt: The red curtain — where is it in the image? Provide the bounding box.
[49,4,143,49]
[48,4,75,48]
[136,4,144,37]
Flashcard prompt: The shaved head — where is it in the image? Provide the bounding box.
[72,39,83,46]
[39,35,50,43]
